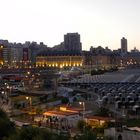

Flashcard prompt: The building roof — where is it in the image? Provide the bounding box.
[128,127,140,133]
[60,105,83,112]
[37,50,82,56]
[43,110,79,117]
[85,116,115,121]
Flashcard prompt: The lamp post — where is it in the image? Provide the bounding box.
[79,101,86,133]
[26,96,34,122]
[79,101,85,120]
[3,83,12,112]
[6,85,12,97]
[26,96,32,110]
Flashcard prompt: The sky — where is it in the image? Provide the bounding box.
[0,0,140,51]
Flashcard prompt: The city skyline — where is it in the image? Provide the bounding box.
[0,0,140,51]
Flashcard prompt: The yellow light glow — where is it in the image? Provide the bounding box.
[60,65,63,68]
[27,71,30,75]
[79,102,82,105]
[60,107,67,111]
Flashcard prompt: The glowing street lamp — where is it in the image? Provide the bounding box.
[26,96,32,110]
[27,71,30,75]
[79,101,85,120]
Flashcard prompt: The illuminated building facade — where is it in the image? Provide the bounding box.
[114,52,140,67]
[36,51,83,68]
[83,51,114,69]
[0,45,4,65]
[0,44,11,67]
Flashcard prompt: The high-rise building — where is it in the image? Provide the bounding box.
[64,33,82,52]
[10,47,23,66]
[0,45,4,65]
[121,37,127,53]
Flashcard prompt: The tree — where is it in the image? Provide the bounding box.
[52,91,58,98]
[6,127,70,140]
[0,109,16,139]
[13,127,52,140]
[36,107,43,115]
[95,107,110,117]
[74,130,96,140]
[104,136,114,140]
[0,109,70,140]
[77,120,86,132]
[61,97,69,104]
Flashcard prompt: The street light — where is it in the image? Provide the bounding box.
[79,101,85,120]
[26,96,32,110]
[26,96,35,122]
[27,71,31,75]
[3,83,12,111]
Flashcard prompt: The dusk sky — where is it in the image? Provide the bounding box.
[0,0,140,51]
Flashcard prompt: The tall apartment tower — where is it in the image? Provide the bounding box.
[64,33,82,52]
[121,37,127,53]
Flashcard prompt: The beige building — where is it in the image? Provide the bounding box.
[85,116,115,128]
[43,110,81,127]
[36,54,83,68]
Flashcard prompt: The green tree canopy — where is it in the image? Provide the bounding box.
[95,107,110,117]
[0,109,15,140]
